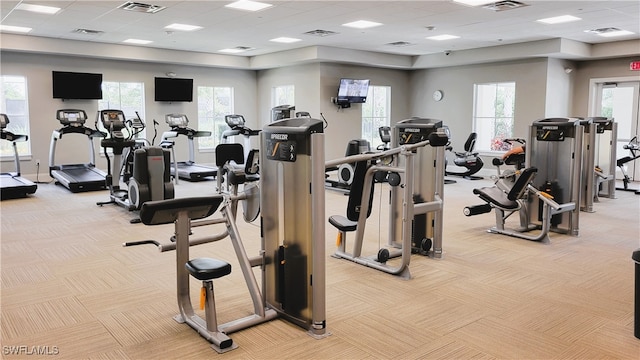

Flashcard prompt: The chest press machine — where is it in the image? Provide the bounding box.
[132,118,328,352]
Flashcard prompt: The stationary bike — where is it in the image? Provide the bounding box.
[96,109,174,221]
[616,136,640,194]
[445,132,484,179]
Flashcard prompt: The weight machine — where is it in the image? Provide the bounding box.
[327,118,448,279]
[127,117,328,352]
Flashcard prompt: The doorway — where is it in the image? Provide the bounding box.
[590,78,640,180]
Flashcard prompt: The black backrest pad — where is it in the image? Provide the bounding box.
[216,143,245,166]
[346,160,375,221]
[507,167,537,201]
[140,196,224,225]
[464,132,477,152]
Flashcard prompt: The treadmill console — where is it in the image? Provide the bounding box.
[57,109,88,126]
[166,114,189,128]
[225,114,246,129]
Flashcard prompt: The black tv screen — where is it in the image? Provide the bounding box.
[155,77,193,102]
[337,78,370,103]
[52,71,103,100]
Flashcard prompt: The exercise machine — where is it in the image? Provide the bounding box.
[0,113,37,199]
[445,131,484,179]
[463,167,576,243]
[327,118,448,278]
[617,136,640,194]
[324,139,371,193]
[96,109,174,217]
[579,117,618,211]
[271,105,295,121]
[130,117,328,352]
[389,118,447,258]
[161,114,217,181]
[527,117,583,236]
[49,109,108,192]
[221,114,261,161]
[491,138,526,176]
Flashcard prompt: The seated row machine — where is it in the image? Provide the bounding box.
[132,117,328,352]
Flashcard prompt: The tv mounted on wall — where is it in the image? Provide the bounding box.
[337,78,370,103]
[154,77,193,102]
[52,71,103,100]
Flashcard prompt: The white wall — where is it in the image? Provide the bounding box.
[1,51,257,178]
[2,48,636,180]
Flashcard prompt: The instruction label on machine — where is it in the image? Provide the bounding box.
[536,126,565,141]
[266,133,297,162]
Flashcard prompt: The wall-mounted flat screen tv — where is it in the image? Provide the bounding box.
[52,71,103,100]
[337,78,370,103]
[154,77,193,102]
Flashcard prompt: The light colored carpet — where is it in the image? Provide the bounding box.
[1,174,639,359]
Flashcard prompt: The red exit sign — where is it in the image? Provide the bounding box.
[631,61,640,71]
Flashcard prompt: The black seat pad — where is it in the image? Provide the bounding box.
[186,258,231,281]
[139,196,224,225]
[328,215,357,232]
[473,186,519,210]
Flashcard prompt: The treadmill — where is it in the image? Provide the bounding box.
[160,114,217,181]
[49,109,108,192]
[0,114,37,199]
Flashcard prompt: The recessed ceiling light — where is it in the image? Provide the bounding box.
[16,3,61,14]
[270,37,301,43]
[225,0,272,12]
[427,34,460,41]
[342,20,383,29]
[165,23,202,31]
[123,38,153,44]
[537,15,581,24]
[0,25,32,33]
[452,0,494,6]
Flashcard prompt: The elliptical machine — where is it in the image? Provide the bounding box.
[616,136,640,194]
[96,109,174,220]
[445,132,484,179]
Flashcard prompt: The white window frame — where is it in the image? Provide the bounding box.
[361,85,391,150]
[98,81,146,141]
[272,85,295,107]
[1,75,32,159]
[472,81,516,153]
[197,86,234,150]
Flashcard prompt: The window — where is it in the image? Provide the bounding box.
[98,82,146,140]
[272,85,294,108]
[473,82,516,152]
[1,75,32,157]
[361,85,391,150]
[197,86,234,149]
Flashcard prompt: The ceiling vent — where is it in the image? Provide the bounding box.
[387,41,413,47]
[304,29,338,37]
[483,0,528,11]
[233,46,254,51]
[118,2,166,13]
[586,27,622,35]
[73,28,104,35]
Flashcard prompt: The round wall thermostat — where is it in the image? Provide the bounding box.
[433,90,444,101]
